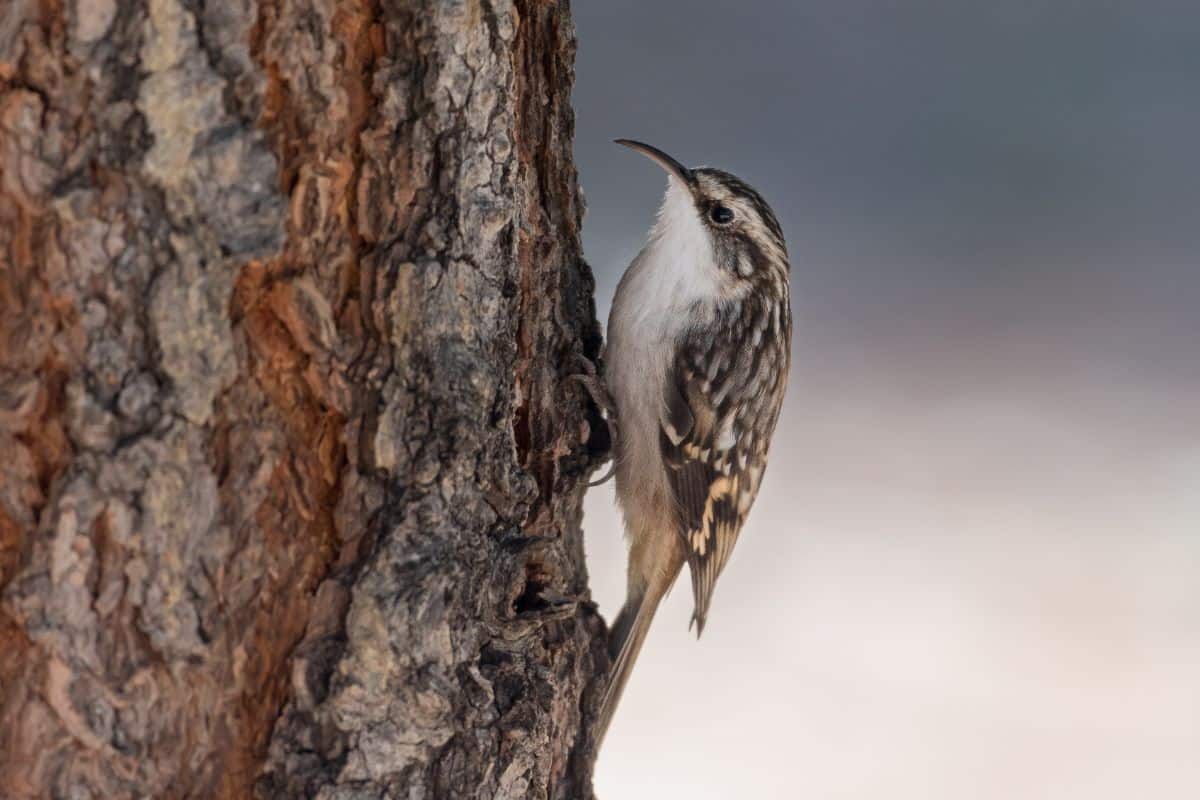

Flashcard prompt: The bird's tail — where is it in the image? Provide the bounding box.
[595,586,664,748]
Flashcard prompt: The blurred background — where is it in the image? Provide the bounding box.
[572,2,1200,797]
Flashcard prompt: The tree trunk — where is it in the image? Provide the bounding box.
[0,0,608,797]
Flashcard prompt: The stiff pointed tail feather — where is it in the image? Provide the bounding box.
[595,589,663,748]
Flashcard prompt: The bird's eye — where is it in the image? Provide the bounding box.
[709,204,734,225]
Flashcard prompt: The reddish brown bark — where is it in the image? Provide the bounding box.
[0,1,606,797]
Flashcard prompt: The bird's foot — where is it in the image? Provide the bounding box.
[568,353,619,486]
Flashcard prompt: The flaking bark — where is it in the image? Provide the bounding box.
[0,1,608,797]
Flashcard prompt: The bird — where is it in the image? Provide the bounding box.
[594,139,792,745]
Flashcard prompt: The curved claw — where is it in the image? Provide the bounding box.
[588,463,616,487]
[572,350,601,377]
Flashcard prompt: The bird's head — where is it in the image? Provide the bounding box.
[616,139,788,294]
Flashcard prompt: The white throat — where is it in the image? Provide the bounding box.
[615,176,725,337]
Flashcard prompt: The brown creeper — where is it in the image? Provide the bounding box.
[597,140,792,743]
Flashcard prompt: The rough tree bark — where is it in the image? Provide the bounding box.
[0,0,609,797]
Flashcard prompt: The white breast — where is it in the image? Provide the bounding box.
[605,177,728,524]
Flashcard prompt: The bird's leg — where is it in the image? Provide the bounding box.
[568,352,619,486]
[570,352,618,422]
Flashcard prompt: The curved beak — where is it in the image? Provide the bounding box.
[615,139,696,189]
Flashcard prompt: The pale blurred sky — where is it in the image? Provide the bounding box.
[572,2,1200,797]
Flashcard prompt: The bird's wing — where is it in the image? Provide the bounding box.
[659,317,788,634]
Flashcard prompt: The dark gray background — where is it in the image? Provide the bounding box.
[577,0,1199,397]
[574,3,1200,797]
